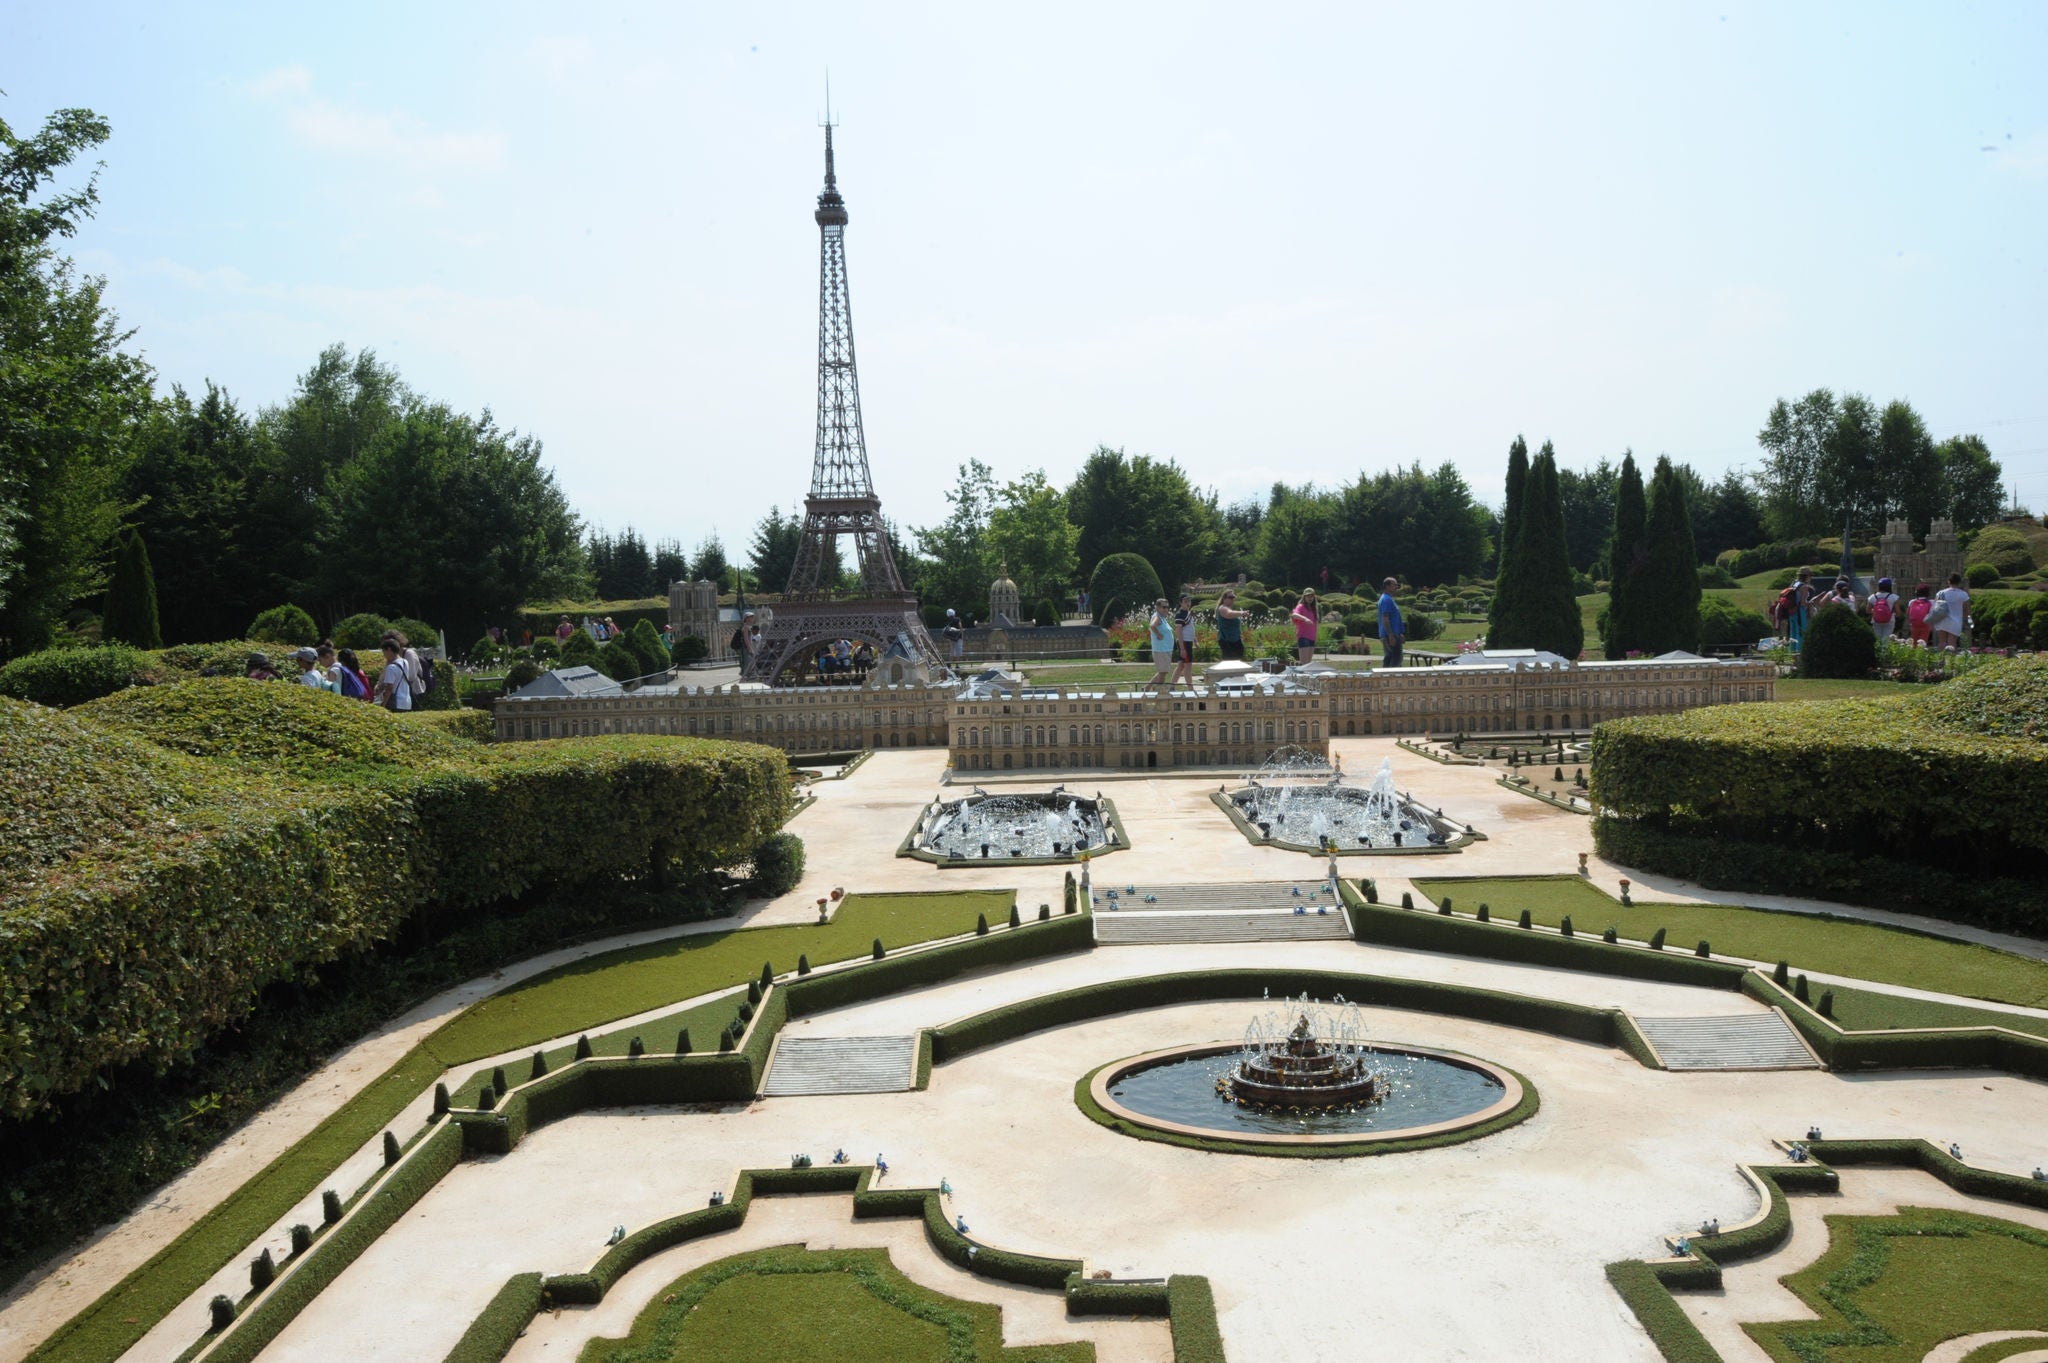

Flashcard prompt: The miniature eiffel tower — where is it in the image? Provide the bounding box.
[747,121,943,684]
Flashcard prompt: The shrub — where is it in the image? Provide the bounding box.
[976,913,990,936]
[873,938,886,960]
[289,1223,312,1256]
[0,644,152,707]
[797,954,811,975]
[248,605,318,645]
[1087,553,1165,626]
[1966,524,2036,577]
[676,1028,692,1055]
[1799,603,1876,678]
[1818,990,1834,1017]
[0,686,792,1118]
[1401,892,1414,910]
[748,832,805,895]
[1699,595,1773,650]
[674,633,708,664]
[530,1051,548,1080]
[1476,903,1489,923]
[1601,927,1618,944]
[1038,903,1050,920]
[386,618,440,652]
[1559,916,1574,938]
[527,635,561,661]
[628,619,670,676]
[628,1036,645,1058]
[1793,973,1810,1002]
[505,660,540,690]
[434,1082,450,1115]
[1403,611,1444,643]
[593,638,641,680]
[210,1295,236,1331]
[1518,909,1532,929]
[1008,903,1022,928]
[1915,655,2048,740]
[322,1190,342,1225]
[1697,562,1738,589]
[1966,562,2001,588]
[468,635,501,663]
[1032,598,1059,627]
[575,1035,594,1061]
[250,1247,276,1291]
[330,613,391,652]
[1696,940,1710,957]
[559,630,599,666]
[1773,960,1790,985]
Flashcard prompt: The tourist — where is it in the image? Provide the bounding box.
[1933,572,1972,649]
[1818,577,1858,613]
[604,616,620,641]
[1171,594,1196,687]
[1376,578,1405,669]
[383,629,429,706]
[853,639,875,674]
[244,650,279,681]
[333,646,372,700]
[1866,577,1901,642]
[944,608,965,660]
[374,641,413,711]
[1147,598,1175,688]
[1906,583,1936,647]
[731,611,756,668]
[1786,568,1817,653]
[1292,589,1321,664]
[661,623,675,650]
[555,615,575,641]
[1215,589,1248,661]
[294,646,338,693]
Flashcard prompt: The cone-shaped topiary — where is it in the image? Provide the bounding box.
[748,979,762,1004]
[737,1001,753,1024]
[1560,916,1574,938]
[1363,879,1378,904]
[530,1051,548,1080]
[676,1028,692,1055]
[478,1085,496,1111]
[628,1035,645,1059]
[1519,909,1532,929]
[873,937,886,959]
[1065,871,1077,914]
[1554,766,1566,783]
[1773,960,1790,986]
[382,1131,401,1166]
[1696,940,1710,957]
[1649,927,1666,950]
[1401,892,1414,910]
[719,1027,736,1052]
[575,1034,594,1060]
[290,1223,312,1256]
[250,1248,276,1291]
[760,961,774,989]
[102,529,162,649]
[322,1189,342,1225]
[1038,902,1050,920]
[1441,895,1454,913]
[1794,974,1810,1002]
[1008,903,1022,928]
[1818,990,1834,1018]
[797,954,811,975]
[1476,902,1490,922]
[1602,926,1618,944]
[433,1082,450,1116]
[210,1295,236,1332]
[491,1066,508,1094]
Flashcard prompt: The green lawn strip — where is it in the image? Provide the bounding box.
[1957,1336,2048,1363]
[25,1047,445,1363]
[1409,877,2048,1010]
[1818,982,2048,1042]
[27,890,1013,1363]
[1745,1207,2048,1363]
[425,890,1015,1066]
[1771,678,1926,702]
[576,1244,1093,1363]
[448,994,748,1107]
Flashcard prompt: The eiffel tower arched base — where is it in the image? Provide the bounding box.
[747,596,947,686]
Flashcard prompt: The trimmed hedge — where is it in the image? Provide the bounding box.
[1590,667,2048,931]
[1742,973,2048,1079]
[0,682,789,1119]
[0,644,154,707]
[782,912,1094,1017]
[437,1272,542,1363]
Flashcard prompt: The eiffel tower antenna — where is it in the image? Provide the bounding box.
[747,116,944,684]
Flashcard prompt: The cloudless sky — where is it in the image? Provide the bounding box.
[7,1,2046,556]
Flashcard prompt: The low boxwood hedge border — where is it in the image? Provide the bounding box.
[1606,1140,2048,1363]
[439,1164,1224,1362]
[1208,790,1482,857]
[1070,1054,1539,1159]
[895,796,1132,869]
[1742,973,2048,1078]
[1339,880,1749,993]
[1495,773,1590,815]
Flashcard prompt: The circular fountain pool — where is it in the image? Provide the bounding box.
[1085,996,1526,1150]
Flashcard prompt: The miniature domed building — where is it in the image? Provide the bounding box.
[989,562,1021,627]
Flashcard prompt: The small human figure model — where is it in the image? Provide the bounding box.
[940,1178,953,1197]
[1294,905,1306,916]
[1674,1236,1690,1256]
[1698,1217,1719,1236]
[1788,1144,1808,1163]
[709,1190,725,1206]
[1807,1125,1823,1141]
[955,1214,970,1234]
[2033,1167,2045,1182]
[832,1148,848,1164]
[1950,1142,1963,1160]
[608,1225,625,1245]
[875,1155,889,1178]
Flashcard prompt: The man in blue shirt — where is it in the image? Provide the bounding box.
[1376,577,1404,669]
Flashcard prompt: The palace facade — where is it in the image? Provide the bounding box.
[492,649,1777,771]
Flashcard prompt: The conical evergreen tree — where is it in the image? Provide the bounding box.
[1602,453,1647,658]
[1635,456,1703,654]
[1513,446,1584,658]
[102,529,162,648]
[1486,436,1530,644]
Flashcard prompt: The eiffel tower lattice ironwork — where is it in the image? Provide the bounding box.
[748,122,944,685]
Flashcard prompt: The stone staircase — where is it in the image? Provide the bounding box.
[1095,910,1351,945]
[761,1035,919,1096]
[1093,882,1341,914]
[1632,1013,1821,1071]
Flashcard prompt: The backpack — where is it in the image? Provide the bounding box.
[406,650,432,702]
[1869,594,1894,624]
[1773,587,1798,623]
[1908,597,1933,627]
[336,665,368,700]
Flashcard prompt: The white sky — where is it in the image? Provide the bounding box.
[9,1,2047,551]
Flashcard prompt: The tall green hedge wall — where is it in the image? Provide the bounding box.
[1590,662,2048,931]
[0,682,789,1119]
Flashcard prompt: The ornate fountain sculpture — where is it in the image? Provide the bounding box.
[903,790,1115,863]
[1221,995,1380,1111]
[1226,750,1470,853]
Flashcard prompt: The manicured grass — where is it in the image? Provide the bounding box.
[1746,1208,2048,1363]
[425,891,1014,1066]
[1817,982,2048,1042]
[1409,877,2048,1010]
[1771,678,1925,702]
[27,890,1014,1363]
[450,993,749,1107]
[578,1245,1093,1363]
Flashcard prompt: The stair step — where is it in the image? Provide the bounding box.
[1633,1014,1819,1071]
[1095,911,1351,945]
[1095,882,1341,913]
[762,1035,918,1096]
